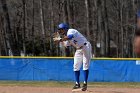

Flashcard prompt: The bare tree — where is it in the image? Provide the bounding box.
[85,0,90,40]
[1,0,13,56]
[22,0,26,55]
[39,0,47,55]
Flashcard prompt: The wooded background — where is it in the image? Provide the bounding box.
[0,0,140,57]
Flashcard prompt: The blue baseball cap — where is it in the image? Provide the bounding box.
[58,23,69,30]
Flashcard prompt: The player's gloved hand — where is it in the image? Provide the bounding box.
[53,37,62,41]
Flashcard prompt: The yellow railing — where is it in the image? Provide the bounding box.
[0,56,139,60]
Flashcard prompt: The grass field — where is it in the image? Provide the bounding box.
[0,81,140,93]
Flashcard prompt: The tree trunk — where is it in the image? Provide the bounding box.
[32,0,35,55]
[104,0,110,56]
[85,0,90,40]
[96,0,104,56]
[40,0,47,55]
[50,0,55,56]
[22,0,26,56]
[120,0,124,57]
[63,0,68,23]
[1,0,13,56]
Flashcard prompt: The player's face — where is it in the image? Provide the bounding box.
[134,36,140,57]
[58,29,65,35]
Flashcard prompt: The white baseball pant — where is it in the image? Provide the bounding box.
[73,42,92,71]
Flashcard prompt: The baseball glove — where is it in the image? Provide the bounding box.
[52,32,62,41]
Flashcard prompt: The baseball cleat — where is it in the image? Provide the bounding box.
[72,84,81,91]
[81,84,87,91]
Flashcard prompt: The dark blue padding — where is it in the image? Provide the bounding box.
[0,58,139,82]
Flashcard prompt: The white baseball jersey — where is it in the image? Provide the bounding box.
[67,29,88,48]
[66,29,92,71]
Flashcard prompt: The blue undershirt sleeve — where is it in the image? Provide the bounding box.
[67,34,74,40]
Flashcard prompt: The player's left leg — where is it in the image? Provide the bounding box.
[73,49,83,90]
[82,42,92,91]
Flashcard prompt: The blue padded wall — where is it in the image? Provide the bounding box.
[0,58,139,82]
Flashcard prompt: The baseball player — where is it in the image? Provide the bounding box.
[137,10,140,29]
[134,30,140,57]
[53,23,92,91]
[134,10,140,56]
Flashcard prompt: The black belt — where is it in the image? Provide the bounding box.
[78,43,87,49]
[84,43,87,45]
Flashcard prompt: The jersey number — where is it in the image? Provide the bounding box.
[73,40,77,44]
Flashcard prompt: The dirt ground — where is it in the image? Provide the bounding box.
[0,82,140,93]
[0,86,140,93]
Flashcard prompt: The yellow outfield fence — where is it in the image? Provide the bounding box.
[0,56,139,60]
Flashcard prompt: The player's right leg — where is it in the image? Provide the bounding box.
[82,42,92,91]
[73,49,83,90]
